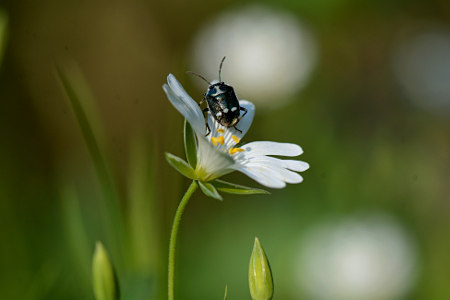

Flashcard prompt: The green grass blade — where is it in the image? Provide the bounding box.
[55,62,125,263]
[55,63,112,199]
[61,185,91,288]
[127,135,160,273]
[0,10,8,66]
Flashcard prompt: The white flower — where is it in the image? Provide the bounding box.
[392,27,450,114]
[296,215,418,300]
[162,74,309,188]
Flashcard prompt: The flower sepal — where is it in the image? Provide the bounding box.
[212,179,270,195]
[198,179,270,201]
[198,181,223,201]
[184,119,197,168]
[165,152,197,180]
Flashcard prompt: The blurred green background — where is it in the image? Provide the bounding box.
[1,0,449,300]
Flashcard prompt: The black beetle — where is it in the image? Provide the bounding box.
[188,57,247,136]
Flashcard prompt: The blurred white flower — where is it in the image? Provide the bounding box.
[296,214,418,300]
[163,74,309,188]
[190,5,317,109]
[393,26,450,114]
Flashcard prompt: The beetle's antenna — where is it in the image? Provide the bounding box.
[218,56,226,82]
[186,71,211,85]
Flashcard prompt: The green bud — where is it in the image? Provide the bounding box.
[248,237,274,300]
[92,242,120,300]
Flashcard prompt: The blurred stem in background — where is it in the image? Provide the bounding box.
[168,180,198,300]
[56,63,126,261]
[0,9,7,66]
[61,184,92,289]
[55,61,161,299]
[127,136,161,275]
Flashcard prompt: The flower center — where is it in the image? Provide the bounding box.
[211,136,224,146]
[228,147,244,155]
[210,132,244,156]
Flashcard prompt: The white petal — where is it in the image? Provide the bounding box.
[234,154,304,183]
[241,141,303,157]
[234,100,255,141]
[283,159,310,172]
[240,155,309,172]
[231,146,307,187]
[163,74,205,134]
[233,164,287,189]
[244,162,303,184]
[207,100,255,149]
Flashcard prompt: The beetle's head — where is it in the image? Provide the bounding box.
[207,82,233,97]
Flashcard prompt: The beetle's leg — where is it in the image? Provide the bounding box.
[233,125,242,134]
[238,106,248,120]
[198,95,206,106]
[202,107,211,136]
[232,107,248,134]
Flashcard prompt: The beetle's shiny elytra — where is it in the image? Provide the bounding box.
[189,57,247,136]
[206,82,241,127]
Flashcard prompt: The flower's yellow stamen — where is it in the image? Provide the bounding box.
[228,147,244,155]
[211,136,224,146]
[232,135,240,144]
[217,129,225,134]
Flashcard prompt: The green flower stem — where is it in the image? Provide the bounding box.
[168,180,198,300]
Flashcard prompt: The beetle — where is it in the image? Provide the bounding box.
[188,57,247,136]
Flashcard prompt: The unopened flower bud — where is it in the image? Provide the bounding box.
[92,242,120,300]
[249,237,274,300]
